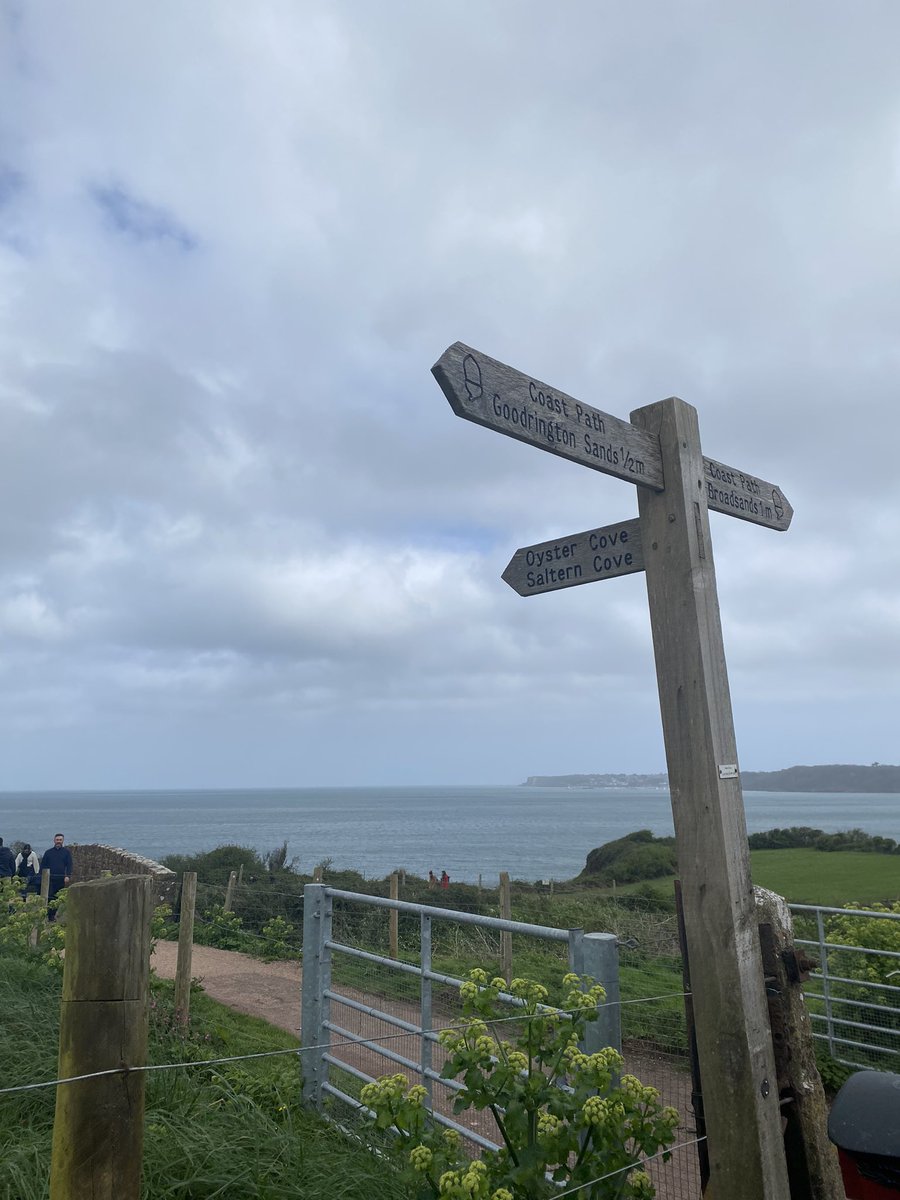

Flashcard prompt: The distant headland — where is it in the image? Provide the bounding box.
[522,763,900,793]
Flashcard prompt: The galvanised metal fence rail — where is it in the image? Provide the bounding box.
[790,903,900,1071]
[300,883,621,1154]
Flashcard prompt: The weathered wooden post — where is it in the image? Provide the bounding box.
[28,894,43,948]
[754,886,844,1199]
[174,871,197,1026]
[50,875,152,1200]
[499,872,512,983]
[630,396,789,1197]
[313,865,323,884]
[389,872,399,960]
[223,869,237,913]
[433,342,799,1198]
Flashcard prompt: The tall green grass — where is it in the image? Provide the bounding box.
[0,955,405,1200]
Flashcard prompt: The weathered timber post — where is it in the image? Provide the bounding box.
[174,871,197,1026]
[754,887,844,1199]
[238,863,244,887]
[50,875,152,1200]
[40,866,51,906]
[313,865,323,884]
[499,872,512,983]
[631,397,790,1199]
[224,869,237,913]
[389,872,399,960]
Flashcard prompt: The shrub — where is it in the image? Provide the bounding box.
[0,878,66,967]
[259,916,298,961]
[194,904,248,952]
[580,832,677,885]
[362,968,678,1198]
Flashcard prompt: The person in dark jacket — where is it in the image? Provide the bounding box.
[15,844,40,894]
[0,838,15,878]
[40,833,72,919]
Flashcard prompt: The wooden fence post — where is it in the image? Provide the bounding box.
[631,397,790,1198]
[313,865,323,883]
[389,872,399,960]
[28,869,52,948]
[754,887,844,1199]
[499,872,512,983]
[174,872,197,1026]
[224,870,237,913]
[50,875,152,1200]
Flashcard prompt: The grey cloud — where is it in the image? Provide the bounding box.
[1,2,899,786]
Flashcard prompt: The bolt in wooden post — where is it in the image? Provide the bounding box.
[389,872,399,960]
[631,396,790,1199]
[499,872,512,984]
[174,872,197,1027]
[224,869,237,913]
[50,875,152,1200]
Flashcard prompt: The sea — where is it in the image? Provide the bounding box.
[1,785,898,884]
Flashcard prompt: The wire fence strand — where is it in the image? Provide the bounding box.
[0,990,691,1098]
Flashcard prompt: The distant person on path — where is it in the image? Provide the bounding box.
[15,844,40,894]
[40,833,72,919]
[428,870,437,888]
[0,838,15,878]
[440,870,449,889]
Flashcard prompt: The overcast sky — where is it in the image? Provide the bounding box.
[1,2,899,789]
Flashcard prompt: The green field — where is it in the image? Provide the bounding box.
[595,850,900,908]
[749,849,900,906]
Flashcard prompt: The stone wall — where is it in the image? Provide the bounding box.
[70,843,177,904]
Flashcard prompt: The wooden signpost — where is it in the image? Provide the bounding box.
[433,342,794,1199]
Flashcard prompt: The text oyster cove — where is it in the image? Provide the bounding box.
[524,527,635,587]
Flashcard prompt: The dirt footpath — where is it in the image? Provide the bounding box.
[152,941,302,1037]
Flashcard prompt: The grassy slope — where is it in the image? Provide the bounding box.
[0,956,403,1200]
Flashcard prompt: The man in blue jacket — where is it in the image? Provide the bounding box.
[40,833,73,919]
[0,838,15,878]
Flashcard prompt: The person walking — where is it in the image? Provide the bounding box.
[15,844,40,894]
[0,838,15,878]
[40,833,72,919]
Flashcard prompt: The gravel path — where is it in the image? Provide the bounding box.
[152,940,303,1037]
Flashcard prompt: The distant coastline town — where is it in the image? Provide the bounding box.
[522,763,900,793]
